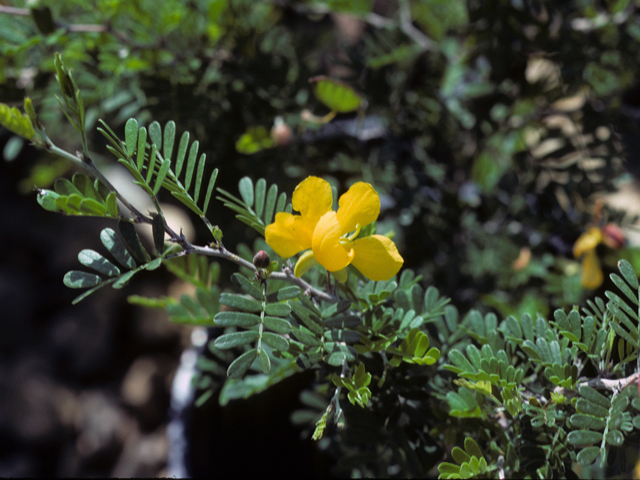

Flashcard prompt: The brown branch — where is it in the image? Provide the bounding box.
[577,372,639,393]
[0,6,29,15]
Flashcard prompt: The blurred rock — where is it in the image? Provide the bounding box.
[111,428,168,478]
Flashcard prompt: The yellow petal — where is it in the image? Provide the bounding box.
[292,176,333,222]
[350,235,403,281]
[265,212,314,258]
[293,250,318,277]
[573,226,602,258]
[581,249,603,290]
[312,211,355,272]
[336,182,380,234]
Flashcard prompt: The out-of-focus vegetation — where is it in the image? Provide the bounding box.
[5,0,640,477]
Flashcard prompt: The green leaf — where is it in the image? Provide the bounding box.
[567,430,603,445]
[218,293,263,312]
[145,145,157,185]
[202,168,219,215]
[231,273,263,300]
[259,349,271,374]
[171,191,204,216]
[0,103,35,140]
[37,190,62,212]
[262,332,289,351]
[148,121,162,149]
[326,352,346,366]
[154,157,172,196]
[193,153,207,203]
[78,249,120,277]
[185,140,199,191]
[235,126,274,154]
[264,184,278,226]
[275,191,287,214]
[175,131,190,177]
[618,259,639,290]
[254,178,266,218]
[576,398,609,417]
[113,270,136,288]
[163,120,176,161]
[464,437,484,460]
[291,327,322,347]
[118,220,151,263]
[227,349,258,378]
[577,446,601,466]
[136,127,147,171]
[324,330,361,343]
[100,228,136,269]
[214,312,261,328]
[214,331,259,349]
[238,177,254,207]
[265,303,292,317]
[263,316,292,334]
[124,118,138,157]
[54,178,82,197]
[72,173,101,202]
[310,76,362,113]
[610,273,639,307]
[579,386,611,408]
[605,429,624,446]
[321,299,352,319]
[570,414,606,430]
[324,315,361,329]
[79,198,108,216]
[64,270,102,288]
[266,286,301,302]
[106,192,119,217]
[451,447,470,465]
[71,283,106,305]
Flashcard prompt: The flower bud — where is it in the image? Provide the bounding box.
[271,117,292,146]
[601,223,625,250]
[253,250,271,269]
[512,247,531,271]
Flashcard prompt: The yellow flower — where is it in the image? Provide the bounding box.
[573,226,603,290]
[265,176,403,281]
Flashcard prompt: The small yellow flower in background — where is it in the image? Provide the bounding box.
[573,224,626,290]
[573,226,604,290]
[265,176,404,281]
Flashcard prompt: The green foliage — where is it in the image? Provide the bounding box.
[310,76,363,114]
[63,227,161,304]
[10,0,640,475]
[235,126,274,154]
[37,173,120,218]
[213,273,295,378]
[438,437,493,479]
[0,102,35,140]
[217,176,291,236]
[99,118,218,219]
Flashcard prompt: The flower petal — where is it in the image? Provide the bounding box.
[292,176,333,222]
[581,249,603,290]
[336,182,380,233]
[351,235,403,281]
[312,211,355,272]
[573,226,602,258]
[294,250,318,277]
[265,212,314,258]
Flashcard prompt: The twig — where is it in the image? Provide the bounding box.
[166,244,338,304]
[398,0,434,51]
[577,372,639,393]
[0,6,29,15]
